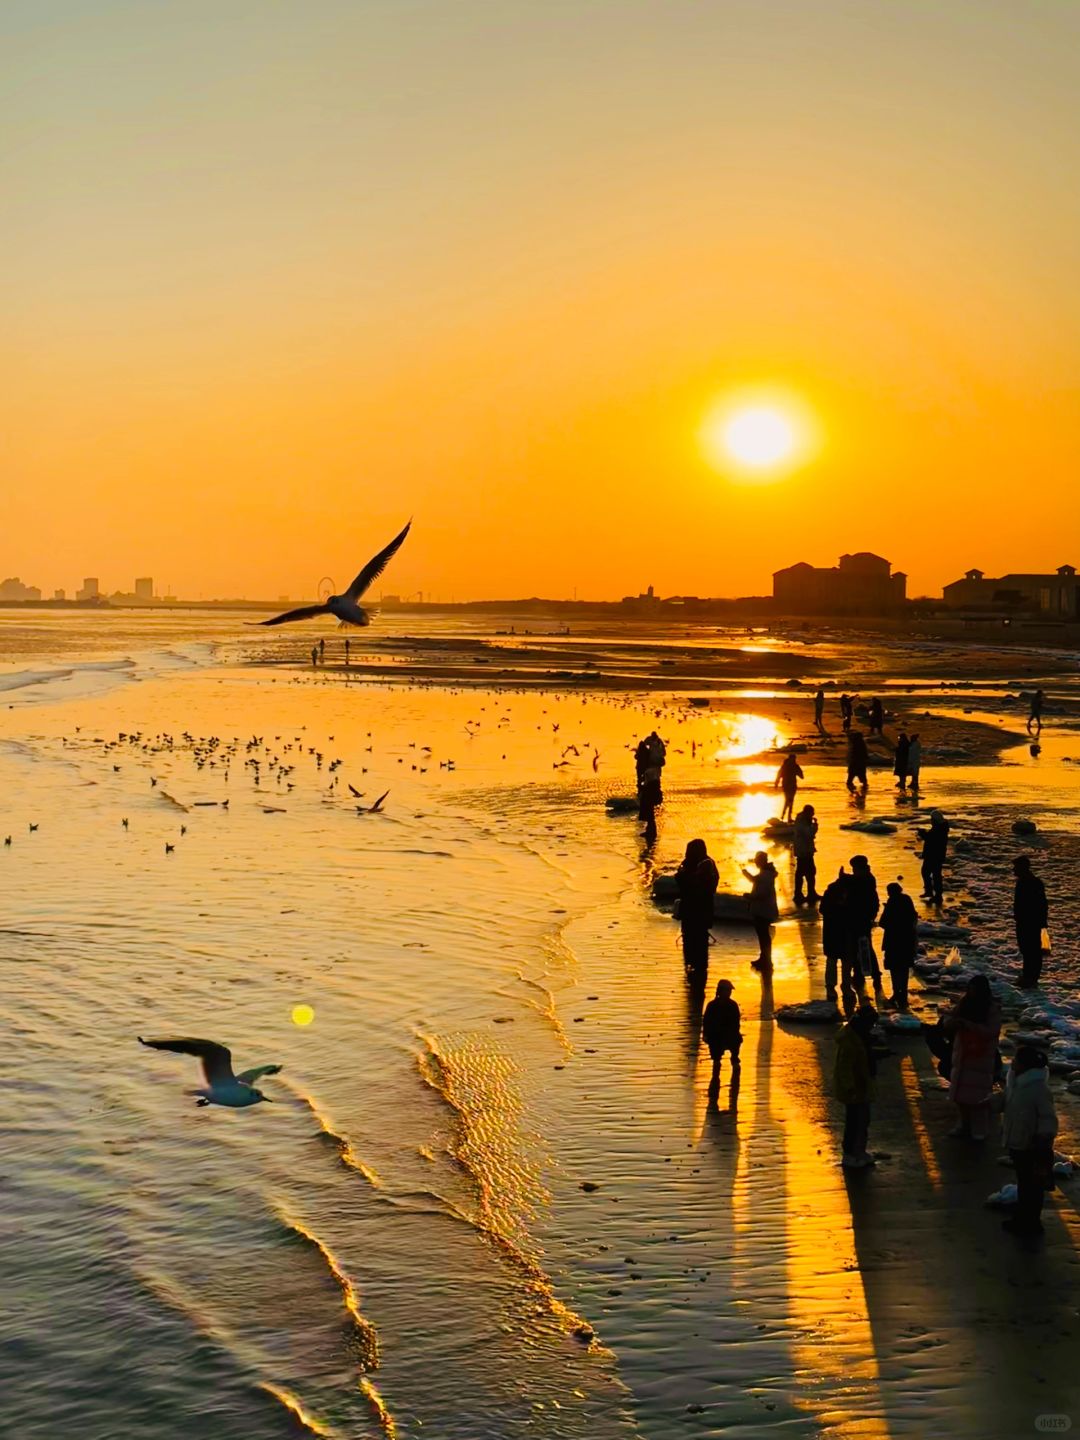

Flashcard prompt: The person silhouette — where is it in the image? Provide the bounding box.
[1013,855,1049,989]
[846,731,869,792]
[775,750,804,822]
[676,839,718,978]
[1027,688,1044,734]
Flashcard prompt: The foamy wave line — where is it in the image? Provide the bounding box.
[258,1383,339,1437]
[274,1207,380,1371]
[506,971,573,1054]
[414,1031,604,1352]
[280,1078,383,1189]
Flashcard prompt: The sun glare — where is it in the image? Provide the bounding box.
[724,407,795,467]
[701,392,816,480]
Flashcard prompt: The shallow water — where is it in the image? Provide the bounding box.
[1,616,1078,1438]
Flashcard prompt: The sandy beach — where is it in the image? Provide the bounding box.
[1,612,1078,1438]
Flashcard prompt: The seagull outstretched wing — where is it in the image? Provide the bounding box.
[235,1063,283,1085]
[345,521,411,601]
[258,603,331,628]
[139,1036,236,1087]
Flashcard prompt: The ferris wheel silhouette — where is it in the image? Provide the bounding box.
[317,576,336,602]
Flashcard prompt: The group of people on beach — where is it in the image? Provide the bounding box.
[836,972,1059,1235]
[662,691,1060,1238]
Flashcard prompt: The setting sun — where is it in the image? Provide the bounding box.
[724,407,796,469]
[701,393,817,481]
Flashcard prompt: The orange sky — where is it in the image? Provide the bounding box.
[5,2,1080,601]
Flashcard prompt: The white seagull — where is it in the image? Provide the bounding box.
[258,520,411,628]
[139,1036,282,1107]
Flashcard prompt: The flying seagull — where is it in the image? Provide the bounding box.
[258,520,411,628]
[138,1036,282,1107]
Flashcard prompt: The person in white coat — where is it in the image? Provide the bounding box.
[997,1045,1058,1236]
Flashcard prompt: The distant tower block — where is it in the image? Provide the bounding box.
[134,577,154,601]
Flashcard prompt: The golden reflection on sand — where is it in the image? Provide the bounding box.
[899,1055,943,1191]
[778,1051,888,1437]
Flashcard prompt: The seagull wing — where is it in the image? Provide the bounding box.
[235,1063,282,1085]
[370,789,390,811]
[139,1036,235,1086]
[345,521,411,600]
[257,603,331,627]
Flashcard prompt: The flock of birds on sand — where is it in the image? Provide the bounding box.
[4,522,415,1105]
[2,519,808,1111]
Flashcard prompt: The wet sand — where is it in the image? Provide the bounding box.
[1,618,1078,1438]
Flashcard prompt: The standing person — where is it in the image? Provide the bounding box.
[311,645,318,668]
[646,730,667,773]
[742,851,779,972]
[639,761,662,844]
[893,731,910,790]
[634,737,651,789]
[869,697,885,736]
[880,881,918,1009]
[775,750,804,822]
[814,687,826,729]
[840,693,854,731]
[792,804,819,904]
[319,637,325,663]
[942,974,1001,1140]
[998,1045,1057,1236]
[344,637,351,667]
[846,854,881,985]
[907,732,922,791]
[846,731,869,793]
[1013,856,1049,989]
[834,1004,880,1169]
[675,839,719,978]
[1027,688,1044,734]
[917,809,950,904]
[820,867,852,1000]
[702,979,742,1086]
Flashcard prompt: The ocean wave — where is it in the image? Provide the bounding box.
[274,1208,380,1370]
[414,1030,605,1352]
[273,1209,398,1436]
[279,1080,383,1190]
[137,1265,340,1438]
[258,1382,339,1437]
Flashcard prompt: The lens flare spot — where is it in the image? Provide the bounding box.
[292,1004,315,1027]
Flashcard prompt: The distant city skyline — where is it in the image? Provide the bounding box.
[3,552,1079,616]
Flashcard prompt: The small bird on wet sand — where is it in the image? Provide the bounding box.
[257,521,411,628]
[138,1037,282,1107]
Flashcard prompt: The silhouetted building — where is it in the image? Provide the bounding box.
[0,577,42,601]
[53,588,66,601]
[943,564,1079,618]
[77,577,100,601]
[620,584,663,612]
[134,577,154,601]
[773,553,907,614]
